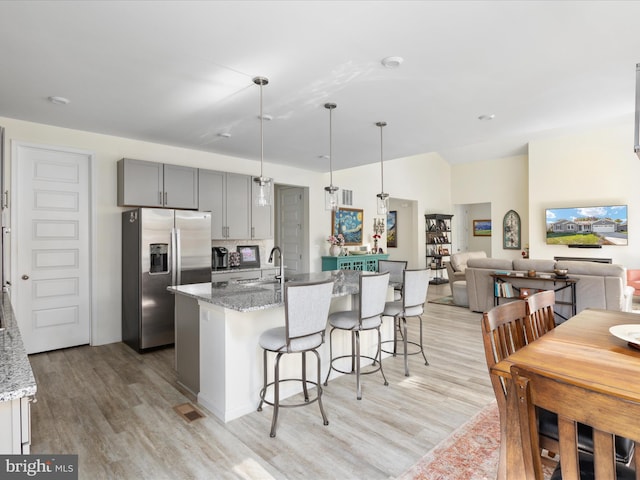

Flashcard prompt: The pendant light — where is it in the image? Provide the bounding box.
[253,76,272,207]
[376,121,389,215]
[324,102,339,211]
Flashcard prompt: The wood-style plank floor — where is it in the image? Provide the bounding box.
[28,284,495,479]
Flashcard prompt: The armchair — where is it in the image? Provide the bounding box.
[446,251,487,294]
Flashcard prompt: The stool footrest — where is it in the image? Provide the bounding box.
[258,378,323,409]
[381,339,424,356]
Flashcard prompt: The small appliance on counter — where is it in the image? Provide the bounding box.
[212,246,229,269]
[229,251,241,268]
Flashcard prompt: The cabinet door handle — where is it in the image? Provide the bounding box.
[159,191,162,205]
[164,192,167,205]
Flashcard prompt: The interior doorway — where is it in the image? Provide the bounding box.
[387,198,419,268]
[453,202,492,257]
[274,184,309,274]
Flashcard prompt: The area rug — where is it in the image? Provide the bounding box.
[428,295,467,308]
[396,402,555,480]
[396,402,501,480]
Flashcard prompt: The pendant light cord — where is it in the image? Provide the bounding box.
[376,121,387,195]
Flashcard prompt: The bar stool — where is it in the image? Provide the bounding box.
[378,259,407,300]
[381,269,430,376]
[257,279,334,437]
[323,272,390,400]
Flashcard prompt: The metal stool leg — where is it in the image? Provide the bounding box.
[402,316,410,376]
[355,330,362,400]
[302,352,309,402]
[269,352,284,438]
[313,349,329,426]
[377,326,389,386]
[324,327,335,386]
[419,316,429,366]
[257,348,268,412]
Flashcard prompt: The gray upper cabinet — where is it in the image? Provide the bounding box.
[198,169,225,238]
[117,158,198,209]
[163,164,199,209]
[199,170,251,239]
[226,173,252,239]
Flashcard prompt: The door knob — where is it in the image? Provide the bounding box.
[21,274,29,280]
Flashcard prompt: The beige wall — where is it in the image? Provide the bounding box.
[529,120,640,268]
[452,117,639,269]
[1,116,449,345]
[332,151,451,270]
[452,154,529,261]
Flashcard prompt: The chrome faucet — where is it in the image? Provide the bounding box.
[268,246,285,285]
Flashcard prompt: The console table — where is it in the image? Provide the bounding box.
[321,254,389,272]
[490,273,578,320]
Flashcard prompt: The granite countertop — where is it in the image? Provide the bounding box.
[0,293,37,402]
[170,270,364,313]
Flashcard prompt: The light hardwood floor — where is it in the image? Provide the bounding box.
[28,283,495,479]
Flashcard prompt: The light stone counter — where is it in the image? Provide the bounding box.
[0,294,37,403]
[171,270,361,312]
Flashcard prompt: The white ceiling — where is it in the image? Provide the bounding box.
[1,1,639,172]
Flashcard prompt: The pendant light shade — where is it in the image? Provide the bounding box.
[253,76,272,207]
[324,102,339,211]
[376,121,389,215]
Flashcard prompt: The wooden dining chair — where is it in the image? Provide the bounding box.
[524,290,556,342]
[482,300,562,458]
[481,300,529,414]
[511,363,640,480]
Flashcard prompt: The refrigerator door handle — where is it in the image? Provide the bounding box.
[170,227,177,286]
[175,228,182,285]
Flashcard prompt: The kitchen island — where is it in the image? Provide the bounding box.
[169,270,394,422]
[0,294,37,453]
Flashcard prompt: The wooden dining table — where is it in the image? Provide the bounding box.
[491,308,640,479]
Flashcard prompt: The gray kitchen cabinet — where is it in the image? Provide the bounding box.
[198,170,251,239]
[117,158,198,209]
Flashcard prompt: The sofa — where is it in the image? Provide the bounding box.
[465,258,635,319]
[444,251,487,287]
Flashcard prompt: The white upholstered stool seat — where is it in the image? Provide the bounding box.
[257,279,334,437]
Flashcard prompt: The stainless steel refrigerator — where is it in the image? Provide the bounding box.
[122,208,211,352]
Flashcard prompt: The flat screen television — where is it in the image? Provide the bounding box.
[545,205,628,246]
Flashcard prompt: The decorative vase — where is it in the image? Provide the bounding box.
[373,240,378,252]
[330,244,341,257]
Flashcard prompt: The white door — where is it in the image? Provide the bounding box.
[278,186,305,274]
[13,142,92,354]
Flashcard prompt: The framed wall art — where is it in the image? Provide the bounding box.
[387,210,397,247]
[332,208,363,245]
[503,209,521,249]
[473,219,492,237]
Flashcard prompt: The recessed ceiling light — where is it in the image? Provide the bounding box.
[218,133,231,138]
[478,114,495,121]
[319,154,329,159]
[381,56,404,68]
[257,114,273,121]
[48,96,70,105]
